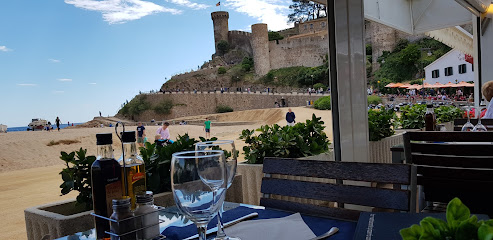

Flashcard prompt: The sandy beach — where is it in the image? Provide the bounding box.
[0,107,332,239]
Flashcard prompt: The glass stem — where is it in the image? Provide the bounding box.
[216,200,226,238]
[197,224,208,240]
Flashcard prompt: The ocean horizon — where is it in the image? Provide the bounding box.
[7,123,83,132]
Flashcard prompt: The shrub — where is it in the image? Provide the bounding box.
[313,83,327,91]
[435,105,463,123]
[240,114,330,164]
[216,105,234,113]
[399,104,426,129]
[119,94,151,117]
[314,96,331,110]
[153,99,174,115]
[59,148,96,210]
[218,67,227,74]
[367,95,383,105]
[217,40,229,55]
[368,108,395,141]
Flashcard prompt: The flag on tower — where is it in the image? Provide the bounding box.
[216,1,220,6]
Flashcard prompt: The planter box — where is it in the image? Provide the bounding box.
[25,175,243,240]
[369,133,405,164]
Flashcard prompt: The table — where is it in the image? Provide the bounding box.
[55,202,357,240]
[352,212,490,240]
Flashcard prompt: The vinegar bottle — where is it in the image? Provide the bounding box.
[118,131,146,209]
[91,133,123,240]
[424,104,436,131]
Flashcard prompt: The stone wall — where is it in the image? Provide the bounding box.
[133,92,326,121]
[269,34,328,70]
[299,18,327,35]
[228,30,253,56]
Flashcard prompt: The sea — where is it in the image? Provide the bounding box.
[6,123,82,132]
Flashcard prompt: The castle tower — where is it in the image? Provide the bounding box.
[211,11,229,54]
[251,23,270,76]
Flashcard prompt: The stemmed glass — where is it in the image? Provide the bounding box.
[473,114,488,131]
[461,106,475,131]
[196,140,240,240]
[171,150,227,240]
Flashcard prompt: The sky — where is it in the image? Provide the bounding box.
[0,0,294,127]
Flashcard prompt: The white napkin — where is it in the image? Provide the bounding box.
[224,213,316,240]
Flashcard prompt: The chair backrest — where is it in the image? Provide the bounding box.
[453,118,493,131]
[260,158,415,221]
[403,131,493,215]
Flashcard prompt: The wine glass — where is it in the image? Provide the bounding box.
[171,150,227,240]
[196,140,239,240]
[473,115,488,132]
[461,106,474,131]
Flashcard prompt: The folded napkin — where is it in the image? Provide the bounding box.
[225,212,317,240]
[162,206,259,240]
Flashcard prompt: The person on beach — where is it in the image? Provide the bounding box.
[286,108,296,126]
[204,118,211,138]
[136,122,146,147]
[55,117,61,131]
[156,122,170,140]
[99,111,102,117]
[482,81,493,118]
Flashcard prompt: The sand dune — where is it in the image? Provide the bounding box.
[0,107,332,239]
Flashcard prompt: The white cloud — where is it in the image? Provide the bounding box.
[224,0,292,31]
[65,0,182,24]
[89,82,97,85]
[0,45,12,52]
[53,90,65,94]
[17,83,37,86]
[58,78,73,82]
[49,59,61,63]
[166,0,209,10]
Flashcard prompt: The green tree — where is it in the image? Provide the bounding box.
[216,40,229,55]
[288,0,326,23]
[268,31,284,41]
[218,67,227,74]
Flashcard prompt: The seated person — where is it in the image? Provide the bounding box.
[482,81,493,118]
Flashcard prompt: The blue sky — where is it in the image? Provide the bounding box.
[0,0,293,127]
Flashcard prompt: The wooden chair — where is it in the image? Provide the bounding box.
[403,131,493,216]
[260,157,416,221]
[453,118,493,131]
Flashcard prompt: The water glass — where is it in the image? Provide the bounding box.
[171,150,227,240]
[462,106,474,131]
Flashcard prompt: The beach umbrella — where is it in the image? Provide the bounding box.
[423,82,434,88]
[442,82,457,88]
[399,83,412,88]
[385,83,396,88]
[431,82,444,88]
[408,84,423,90]
[391,83,404,88]
[456,81,474,87]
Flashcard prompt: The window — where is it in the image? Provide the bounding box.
[310,24,313,29]
[432,69,439,78]
[459,64,467,74]
[444,67,453,76]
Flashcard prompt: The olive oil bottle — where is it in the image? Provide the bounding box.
[91,133,123,240]
[118,131,146,209]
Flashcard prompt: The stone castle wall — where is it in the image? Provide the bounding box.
[228,30,253,55]
[133,92,326,121]
[269,34,328,70]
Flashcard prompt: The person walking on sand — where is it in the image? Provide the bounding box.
[156,122,170,140]
[286,108,296,126]
[136,122,146,147]
[204,118,212,139]
[55,117,61,131]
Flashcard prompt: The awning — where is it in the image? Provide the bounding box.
[456,81,475,87]
[442,82,458,88]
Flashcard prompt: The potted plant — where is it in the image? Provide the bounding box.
[24,134,243,240]
[368,108,404,164]
[237,114,330,205]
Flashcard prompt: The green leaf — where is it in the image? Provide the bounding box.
[479,221,493,240]
[400,224,422,240]
[61,171,72,181]
[447,198,471,230]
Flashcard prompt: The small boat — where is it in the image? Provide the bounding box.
[28,118,48,131]
[0,124,6,133]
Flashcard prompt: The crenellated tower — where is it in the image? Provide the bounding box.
[251,23,270,76]
[211,11,229,54]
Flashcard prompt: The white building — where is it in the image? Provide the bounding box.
[424,49,474,85]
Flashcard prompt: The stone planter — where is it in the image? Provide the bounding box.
[24,175,243,240]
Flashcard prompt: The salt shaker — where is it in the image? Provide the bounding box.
[134,191,160,240]
[110,197,137,240]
